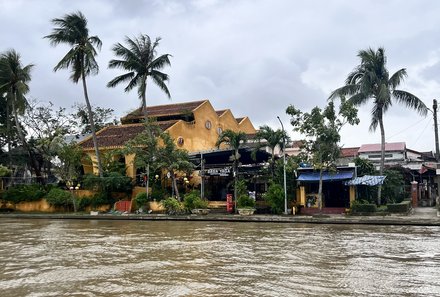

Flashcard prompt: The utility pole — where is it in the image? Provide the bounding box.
[434,99,439,161]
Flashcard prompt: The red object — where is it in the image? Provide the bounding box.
[411,181,418,208]
[226,194,233,213]
[115,200,132,212]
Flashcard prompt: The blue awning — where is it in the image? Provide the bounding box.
[297,171,353,182]
[344,175,386,186]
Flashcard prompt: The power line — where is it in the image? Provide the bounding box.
[386,116,430,141]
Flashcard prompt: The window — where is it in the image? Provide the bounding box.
[205,120,212,129]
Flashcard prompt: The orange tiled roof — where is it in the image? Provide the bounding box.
[79,121,178,150]
[121,100,207,122]
[340,147,359,158]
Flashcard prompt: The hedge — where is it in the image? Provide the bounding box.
[387,201,412,213]
[351,201,377,213]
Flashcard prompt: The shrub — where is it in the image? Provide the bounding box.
[134,192,149,208]
[2,184,46,204]
[237,195,256,208]
[45,188,73,207]
[183,191,208,210]
[161,197,184,215]
[78,197,93,211]
[387,201,411,213]
[263,183,284,214]
[82,172,132,196]
[151,187,166,201]
[350,200,377,214]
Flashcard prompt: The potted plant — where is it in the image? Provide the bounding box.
[237,195,256,215]
[183,191,210,215]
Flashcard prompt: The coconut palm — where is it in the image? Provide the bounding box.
[44,11,104,177]
[107,34,171,118]
[255,125,289,179]
[216,130,247,210]
[329,47,428,204]
[0,50,42,180]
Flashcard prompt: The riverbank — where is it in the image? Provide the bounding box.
[0,209,439,226]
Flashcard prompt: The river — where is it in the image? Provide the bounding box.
[0,219,439,296]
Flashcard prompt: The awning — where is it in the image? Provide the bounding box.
[297,171,353,182]
[344,175,386,186]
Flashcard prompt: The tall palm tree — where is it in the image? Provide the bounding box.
[107,34,171,118]
[45,11,104,177]
[329,47,428,204]
[0,50,42,180]
[255,125,289,179]
[216,129,247,210]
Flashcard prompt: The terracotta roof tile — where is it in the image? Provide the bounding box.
[79,121,178,150]
[121,100,207,122]
[340,147,359,157]
[216,110,227,116]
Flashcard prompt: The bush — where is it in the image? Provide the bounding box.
[237,195,256,208]
[183,191,208,210]
[45,188,73,207]
[82,172,132,195]
[151,186,166,201]
[161,197,184,215]
[134,192,149,208]
[387,201,412,213]
[2,184,46,204]
[263,183,284,214]
[78,197,93,211]
[350,200,377,214]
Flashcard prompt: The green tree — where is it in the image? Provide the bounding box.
[329,47,428,204]
[0,50,43,180]
[71,103,118,134]
[52,140,84,183]
[215,129,247,209]
[353,156,375,176]
[45,11,104,177]
[155,133,193,201]
[255,125,289,179]
[287,100,359,211]
[107,34,171,117]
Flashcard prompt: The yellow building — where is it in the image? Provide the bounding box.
[78,100,256,178]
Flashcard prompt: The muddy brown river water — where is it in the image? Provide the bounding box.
[0,219,439,296]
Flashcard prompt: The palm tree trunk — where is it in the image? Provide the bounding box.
[234,150,239,212]
[11,92,43,182]
[81,71,103,178]
[271,151,275,180]
[141,78,147,119]
[6,100,12,182]
[378,114,385,205]
[318,168,323,211]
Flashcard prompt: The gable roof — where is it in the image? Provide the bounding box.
[216,109,227,116]
[79,121,178,150]
[340,147,359,158]
[121,100,207,123]
[358,142,406,153]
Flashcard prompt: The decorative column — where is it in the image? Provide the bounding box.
[411,181,418,208]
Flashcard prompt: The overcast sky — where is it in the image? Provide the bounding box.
[2,0,440,151]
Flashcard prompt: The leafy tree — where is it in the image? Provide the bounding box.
[263,183,285,214]
[0,50,43,180]
[215,129,247,209]
[45,11,104,177]
[22,100,72,177]
[107,34,171,117]
[255,125,289,179]
[52,140,84,183]
[155,132,193,201]
[71,103,118,134]
[353,156,375,176]
[286,99,359,211]
[329,47,428,204]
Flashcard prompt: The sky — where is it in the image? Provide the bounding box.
[1,0,440,152]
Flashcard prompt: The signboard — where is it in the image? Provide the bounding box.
[202,167,231,176]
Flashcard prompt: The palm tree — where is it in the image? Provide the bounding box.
[255,125,289,179]
[216,129,247,210]
[0,50,42,180]
[107,34,171,118]
[44,11,104,177]
[329,47,428,204]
